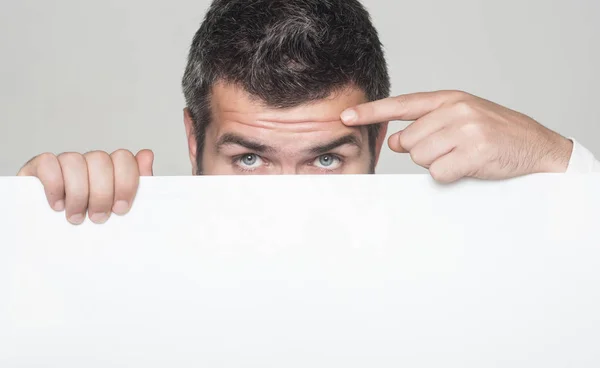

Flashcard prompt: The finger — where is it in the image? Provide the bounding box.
[402,127,460,168]
[341,90,462,126]
[111,149,140,215]
[84,151,115,224]
[17,153,66,211]
[57,153,90,225]
[393,106,458,152]
[135,149,154,176]
[428,149,473,184]
[387,131,408,153]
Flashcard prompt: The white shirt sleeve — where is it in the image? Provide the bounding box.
[566,138,600,173]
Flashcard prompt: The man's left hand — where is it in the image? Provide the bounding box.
[341,90,573,182]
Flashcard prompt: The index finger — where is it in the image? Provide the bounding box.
[17,153,66,211]
[340,90,460,126]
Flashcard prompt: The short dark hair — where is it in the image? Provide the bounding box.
[182,0,390,173]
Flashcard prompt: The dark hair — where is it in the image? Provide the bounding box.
[182,0,390,173]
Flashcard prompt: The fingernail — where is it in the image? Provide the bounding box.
[68,214,85,225]
[340,109,357,123]
[113,200,129,215]
[53,200,65,211]
[90,212,109,224]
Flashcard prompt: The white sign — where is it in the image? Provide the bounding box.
[1,175,599,367]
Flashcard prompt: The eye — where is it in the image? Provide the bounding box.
[313,154,342,170]
[235,153,263,170]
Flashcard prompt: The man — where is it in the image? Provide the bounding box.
[17,0,600,225]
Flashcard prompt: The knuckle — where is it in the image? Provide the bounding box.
[90,192,114,206]
[19,153,58,176]
[409,149,424,165]
[398,133,412,150]
[393,95,409,110]
[429,161,460,183]
[450,90,470,99]
[474,141,492,155]
[36,152,57,166]
[84,150,111,163]
[409,150,419,163]
[394,94,408,104]
[429,166,448,182]
[58,152,84,164]
[67,193,89,207]
[111,149,134,161]
[453,100,475,116]
[461,122,487,141]
[116,179,138,193]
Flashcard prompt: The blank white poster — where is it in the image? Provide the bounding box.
[1,175,599,367]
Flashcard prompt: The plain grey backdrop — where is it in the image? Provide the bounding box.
[0,0,598,176]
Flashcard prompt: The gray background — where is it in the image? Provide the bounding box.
[0,0,598,176]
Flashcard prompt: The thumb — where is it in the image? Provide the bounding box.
[135,149,154,176]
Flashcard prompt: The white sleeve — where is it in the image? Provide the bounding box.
[566,138,600,173]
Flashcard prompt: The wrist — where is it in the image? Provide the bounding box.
[538,135,573,173]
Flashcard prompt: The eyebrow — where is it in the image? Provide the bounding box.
[216,133,276,154]
[215,132,363,155]
[306,134,363,155]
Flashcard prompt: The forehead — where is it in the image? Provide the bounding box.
[209,82,368,132]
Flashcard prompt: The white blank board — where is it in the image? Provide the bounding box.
[1,175,600,367]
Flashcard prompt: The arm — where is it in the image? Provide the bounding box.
[341,90,598,181]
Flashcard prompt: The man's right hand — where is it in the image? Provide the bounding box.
[17,149,154,225]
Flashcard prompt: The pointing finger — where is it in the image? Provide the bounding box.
[341,90,462,126]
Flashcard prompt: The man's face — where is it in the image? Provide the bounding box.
[184,83,385,175]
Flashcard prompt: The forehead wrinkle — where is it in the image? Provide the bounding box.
[255,113,344,124]
[255,119,345,132]
[221,110,344,124]
[225,119,349,134]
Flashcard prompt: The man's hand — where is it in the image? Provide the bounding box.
[341,90,573,183]
[17,149,153,225]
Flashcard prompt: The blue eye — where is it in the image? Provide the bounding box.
[314,154,341,169]
[319,154,334,167]
[241,154,258,166]
[236,153,263,169]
